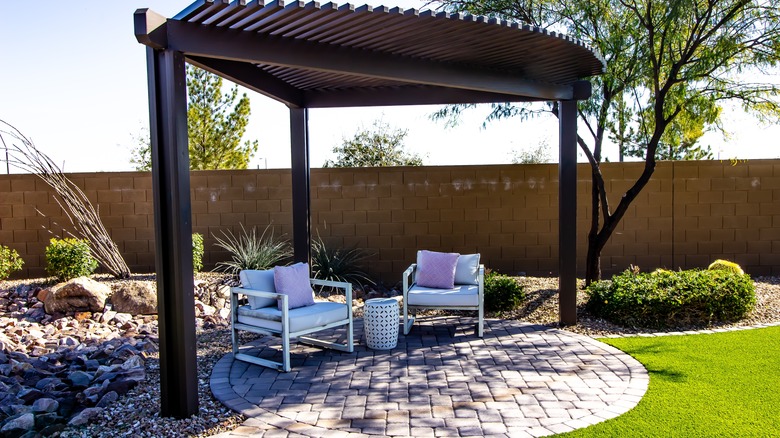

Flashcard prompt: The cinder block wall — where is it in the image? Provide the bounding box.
[1,160,778,283]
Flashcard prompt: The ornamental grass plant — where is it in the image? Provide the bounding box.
[213,224,291,275]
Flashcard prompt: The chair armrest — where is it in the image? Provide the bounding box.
[403,263,417,295]
[309,278,352,303]
[231,286,283,300]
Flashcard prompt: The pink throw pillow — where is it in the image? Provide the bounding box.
[416,250,459,289]
[273,263,315,310]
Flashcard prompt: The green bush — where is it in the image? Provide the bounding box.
[0,245,24,280]
[213,224,291,275]
[192,233,204,273]
[45,238,98,281]
[586,268,756,328]
[310,235,374,287]
[484,271,525,312]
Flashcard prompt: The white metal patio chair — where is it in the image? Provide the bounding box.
[231,268,354,372]
[402,251,484,337]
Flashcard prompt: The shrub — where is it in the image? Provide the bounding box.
[45,238,98,281]
[708,259,744,275]
[586,268,756,328]
[484,271,525,312]
[310,235,374,288]
[0,245,24,280]
[192,233,204,273]
[213,224,291,275]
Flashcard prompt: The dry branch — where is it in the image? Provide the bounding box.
[0,120,131,278]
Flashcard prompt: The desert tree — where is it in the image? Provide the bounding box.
[324,120,424,167]
[431,0,780,283]
[132,65,259,170]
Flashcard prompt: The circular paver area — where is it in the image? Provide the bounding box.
[210,317,648,437]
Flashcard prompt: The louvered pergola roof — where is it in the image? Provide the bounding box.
[135,0,605,108]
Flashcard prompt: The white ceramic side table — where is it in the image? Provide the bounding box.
[363,298,399,350]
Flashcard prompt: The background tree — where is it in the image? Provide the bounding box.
[132,65,259,170]
[431,0,780,283]
[324,120,423,167]
[129,127,152,171]
[511,141,552,164]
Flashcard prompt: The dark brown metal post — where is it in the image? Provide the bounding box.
[558,98,578,326]
[146,47,198,417]
[290,107,311,264]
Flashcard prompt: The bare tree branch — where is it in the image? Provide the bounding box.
[0,120,131,278]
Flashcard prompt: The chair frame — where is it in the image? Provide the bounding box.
[231,278,353,372]
[402,263,485,337]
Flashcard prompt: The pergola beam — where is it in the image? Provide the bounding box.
[144,19,574,100]
[186,56,305,108]
[303,86,544,108]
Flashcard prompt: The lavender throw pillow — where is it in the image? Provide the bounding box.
[273,263,315,310]
[416,250,459,289]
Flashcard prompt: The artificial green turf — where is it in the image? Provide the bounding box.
[557,326,780,437]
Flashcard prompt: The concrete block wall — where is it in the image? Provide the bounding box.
[1,160,778,284]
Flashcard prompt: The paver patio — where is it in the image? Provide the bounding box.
[210,317,648,437]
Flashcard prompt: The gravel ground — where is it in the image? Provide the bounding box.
[3,274,779,437]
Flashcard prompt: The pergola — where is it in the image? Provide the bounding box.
[134,0,605,418]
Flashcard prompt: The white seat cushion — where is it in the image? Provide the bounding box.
[406,284,480,307]
[237,301,348,333]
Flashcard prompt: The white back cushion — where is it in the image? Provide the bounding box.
[454,253,480,285]
[239,269,277,309]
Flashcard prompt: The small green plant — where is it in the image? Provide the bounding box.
[213,224,291,275]
[586,268,756,328]
[192,233,205,273]
[708,259,744,275]
[310,234,374,288]
[484,271,525,312]
[45,238,98,281]
[0,245,24,280]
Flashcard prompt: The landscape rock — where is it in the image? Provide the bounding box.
[32,398,59,413]
[44,277,109,315]
[0,275,234,434]
[111,282,157,315]
[1,412,35,434]
[67,407,102,426]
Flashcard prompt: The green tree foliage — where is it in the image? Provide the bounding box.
[131,65,259,170]
[431,0,780,283]
[324,120,423,167]
[510,141,551,164]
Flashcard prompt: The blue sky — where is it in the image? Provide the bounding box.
[1,0,777,173]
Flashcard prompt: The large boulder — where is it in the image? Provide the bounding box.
[44,277,109,315]
[111,282,157,315]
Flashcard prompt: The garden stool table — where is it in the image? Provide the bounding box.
[363,298,399,350]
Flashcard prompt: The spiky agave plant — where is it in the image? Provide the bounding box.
[310,234,374,289]
[213,224,291,276]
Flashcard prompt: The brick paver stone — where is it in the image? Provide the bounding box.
[209,318,648,437]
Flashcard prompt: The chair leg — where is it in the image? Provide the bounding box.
[282,330,291,373]
[478,307,484,338]
[404,310,415,335]
[347,320,354,352]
